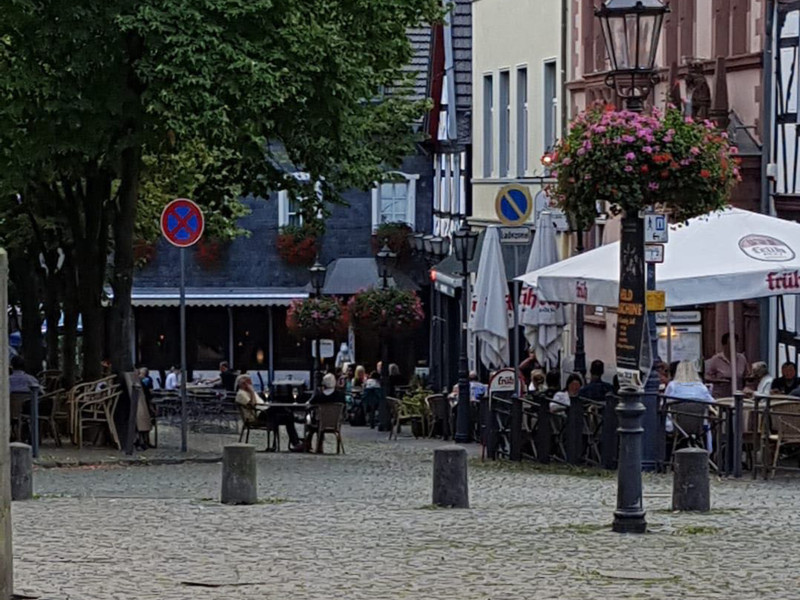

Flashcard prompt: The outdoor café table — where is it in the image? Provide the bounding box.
[255,402,313,439]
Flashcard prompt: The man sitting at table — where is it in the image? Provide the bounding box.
[772,361,800,395]
[235,374,304,452]
[578,360,614,402]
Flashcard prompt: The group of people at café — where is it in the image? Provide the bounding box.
[235,371,345,452]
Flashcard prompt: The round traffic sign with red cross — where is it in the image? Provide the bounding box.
[161,198,205,248]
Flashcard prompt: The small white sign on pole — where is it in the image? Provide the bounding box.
[500,227,532,245]
[644,244,665,263]
[312,339,335,359]
[644,213,669,243]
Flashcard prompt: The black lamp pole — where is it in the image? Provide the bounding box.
[573,223,587,377]
[376,239,396,431]
[595,0,668,534]
[453,221,478,443]
[309,259,327,391]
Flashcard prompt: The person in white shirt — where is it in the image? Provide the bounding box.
[747,361,773,398]
[551,373,584,413]
[165,366,181,391]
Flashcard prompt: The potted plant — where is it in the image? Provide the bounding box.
[133,238,157,266]
[277,223,320,268]
[546,103,740,226]
[286,296,349,340]
[348,287,425,334]
[371,221,412,261]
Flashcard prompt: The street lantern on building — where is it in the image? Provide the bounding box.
[309,259,326,298]
[308,258,327,390]
[452,220,479,443]
[596,0,667,535]
[376,239,396,290]
[595,0,669,113]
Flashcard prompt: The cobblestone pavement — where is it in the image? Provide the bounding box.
[11,426,800,599]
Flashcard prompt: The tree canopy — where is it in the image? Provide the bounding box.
[0,0,438,378]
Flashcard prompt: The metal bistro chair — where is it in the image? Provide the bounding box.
[426,394,451,440]
[667,400,716,471]
[237,404,280,451]
[309,403,346,454]
[768,400,800,475]
[388,396,424,440]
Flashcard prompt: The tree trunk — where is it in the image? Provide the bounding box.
[109,144,141,373]
[43,276,61,370]
[74,249,105,381]
[61,261,80,387]
[13,259,43,374]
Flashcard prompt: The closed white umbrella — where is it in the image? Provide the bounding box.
[519,211,566,366]
[470,226,511,369]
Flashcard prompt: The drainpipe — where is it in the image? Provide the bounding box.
[560,0,569,133]
[760,0,776,363]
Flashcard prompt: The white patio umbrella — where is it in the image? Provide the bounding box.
[470,226,511,369]
[516,207,800,392]
[519,211,566,367]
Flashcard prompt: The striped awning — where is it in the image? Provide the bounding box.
[131,287,308,307]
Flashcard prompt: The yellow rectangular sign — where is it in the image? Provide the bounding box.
[646,290,666,312]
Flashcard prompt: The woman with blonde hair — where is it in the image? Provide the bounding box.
[352,365,367,388]
[235,374,303,452]
[663,360,715,452]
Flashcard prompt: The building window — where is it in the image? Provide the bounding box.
[371,172,418,230]
[543,61,558,152]
[483,74,493,177]
[499,70,510,177]
[278,172,321,228]
[516,67,528,177]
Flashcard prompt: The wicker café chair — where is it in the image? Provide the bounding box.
[309,403,346,455]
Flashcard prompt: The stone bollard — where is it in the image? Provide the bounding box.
[221,444,257,505]
[10,442,33,501]
[432,446,469,508]
[672,448,710,512]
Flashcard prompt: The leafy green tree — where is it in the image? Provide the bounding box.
[0,0,437,378]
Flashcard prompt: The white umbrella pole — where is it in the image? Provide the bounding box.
[513,280,521,393]
[666,309,673,367]
[728,301,737,393]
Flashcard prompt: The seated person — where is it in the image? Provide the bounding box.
[310,373,346,405]
[578,360,614,402]
[468,371,487,400]
[551,373,584,413]
[235,374,303,452]
[9,355,39,393]
[771,361,800,395]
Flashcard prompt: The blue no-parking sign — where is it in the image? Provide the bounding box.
[161,198,205,248]
[495,185,533,226]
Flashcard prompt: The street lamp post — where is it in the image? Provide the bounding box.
[452,221,479,443]
[375,239,397,431]
[309,259,327,391]
[596,0,668,534]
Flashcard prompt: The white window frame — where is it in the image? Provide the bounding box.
[371,172,419,231]
[543,59,558,153]
[516,66,528,177]
[483,73,494,178]
[278,172,322,228]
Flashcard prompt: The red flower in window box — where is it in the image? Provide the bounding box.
[133,239,157,266]
[195,238,227,270]
[348,287,424,335]
[277,224,319,267]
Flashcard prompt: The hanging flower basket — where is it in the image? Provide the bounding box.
[286,296,349,339]
[371,221,412,261]
[195,238,227,270]
[348,287,425,335]
[546,103,740,227]
[277,224,319,268]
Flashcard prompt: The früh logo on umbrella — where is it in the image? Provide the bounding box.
[739,234,795,262]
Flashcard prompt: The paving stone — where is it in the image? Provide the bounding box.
[10,425,800,599]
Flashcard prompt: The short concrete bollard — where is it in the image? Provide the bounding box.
[432,446,469,508]
[221,444,257,505]
[10,442,33,501]
[672,447,710,512]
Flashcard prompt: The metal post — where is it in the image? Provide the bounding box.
[613,389,647,533]
[268,306,274,385]
[574,227,586,376]
[510,396,522,461]
[759,0,775,363]
[0,250,13,600]
[29,383,39,459]
[315,337,322,391]
[455,255,471,443]
[535,395,551,464]
[379,338,391,431]
[642,262,659,471]
[180,247,187,453]
[733,391,744,478]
